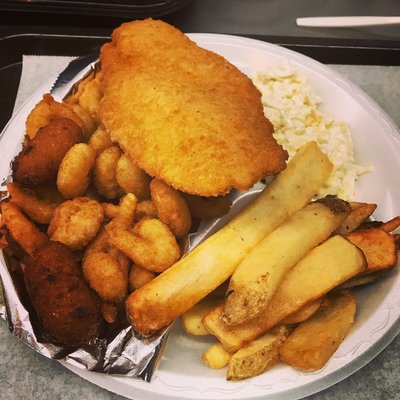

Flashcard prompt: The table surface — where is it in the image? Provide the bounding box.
[0,1,400,399]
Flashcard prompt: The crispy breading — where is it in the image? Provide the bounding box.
[100,19,287,196]
[24,242,101,345]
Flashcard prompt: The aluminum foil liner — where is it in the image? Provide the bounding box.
[0,181,265,382]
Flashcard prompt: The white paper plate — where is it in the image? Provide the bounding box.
[1,34,400,400]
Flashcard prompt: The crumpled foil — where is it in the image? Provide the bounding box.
[0,181,264,381]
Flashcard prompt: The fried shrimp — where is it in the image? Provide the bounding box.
[150,178,191,238]
[88,126,113,155]
[13,118,83,187]
[25,94,89,139]
[116,154,151,200]
[7,182,58,224]
[83,251,127,302]
[102,193,137,226]
[57,143,96,199]
[129,264,155,292]
[48,197,104,250]
[135,200,158,221]
[1,202,49,255]
[108,218,180,273]
[93,146,123,199]
[83,195,135,303]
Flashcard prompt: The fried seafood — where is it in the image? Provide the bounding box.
[101,302,118,324]
[129,264,156,292]
[68,103,97,137]
[150,178,191,238]
[1,202,49,255]
[116,154,151,200]
[88,126,113,155]
[83,251,127,302]
[24,242,100,345]
[25,94,90,139]
[64,66,103,122]
[48,197,104,250]
[108,218,180,273]
[102,193,137,226]
[100,19,287,196]
[57,143,96,199]
[135,200,158,221]
[7,182,57,224]
[93,146,123,199]
[13,118,83,187]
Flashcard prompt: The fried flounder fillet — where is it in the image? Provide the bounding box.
[100,19,287,196]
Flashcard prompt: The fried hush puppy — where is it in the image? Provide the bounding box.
[24,242,101,345]
[12,118,83,187]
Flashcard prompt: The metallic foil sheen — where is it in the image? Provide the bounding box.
[0,184,263,381]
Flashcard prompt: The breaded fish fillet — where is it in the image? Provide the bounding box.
[100,19,287,196]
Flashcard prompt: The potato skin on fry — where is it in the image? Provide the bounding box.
[223,198,350,325]
[13,118,83,187]
[279,292,356,371]
[24,242,100,345]
[125,142,333,336]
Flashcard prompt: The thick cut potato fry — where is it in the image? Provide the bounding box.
[181,297,224,336]
[1,202,49,255]
[279,292,356,371]
[227,326,290,380]
[203,235,366,352]
[223,197,350,325]
[126,142,333,336]
[336,270,386,290]
[202,343,233,369]
[335,202,377,235]
[280,298,323,325]
[380,216,400,233]
[347,227,397,272]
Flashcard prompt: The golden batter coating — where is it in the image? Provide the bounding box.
[100,19,287,196]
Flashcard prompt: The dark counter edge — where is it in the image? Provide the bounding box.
[1,33,400,68]
[1,33,400,132]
